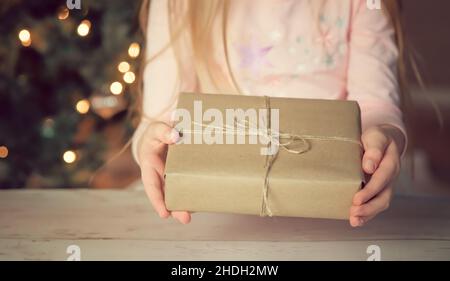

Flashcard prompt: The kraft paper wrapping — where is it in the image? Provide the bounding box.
[164,92,364,220]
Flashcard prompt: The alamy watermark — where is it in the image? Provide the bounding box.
[366,245,381,261]
[63,243,379,260]
[366,0,382,10]
[66,244,81,261]
[66,0,81,10]
[67,0,380,11]
[172,101,281,156]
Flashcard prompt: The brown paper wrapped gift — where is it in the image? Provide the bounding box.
[165,92,364,220]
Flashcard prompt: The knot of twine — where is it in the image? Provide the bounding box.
[180,96,362,217]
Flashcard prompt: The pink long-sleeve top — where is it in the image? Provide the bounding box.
[132,0,406,162]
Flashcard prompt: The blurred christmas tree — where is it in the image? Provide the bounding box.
[0,0,143,188]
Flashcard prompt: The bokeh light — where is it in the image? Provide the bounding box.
[57,7,70,20]
[77,20,91,37]
[0,146,8,159]
[76,99,90,114]
[128,42,140,58]
[123,71,136,84]
[118,61,130,73]
[110,82,123,95]
[63,150,77,164]
[18,29,31,47]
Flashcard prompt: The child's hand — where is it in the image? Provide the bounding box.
[350,125,405,227]
[137,122,191,224]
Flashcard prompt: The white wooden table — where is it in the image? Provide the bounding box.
[0,189,450,260]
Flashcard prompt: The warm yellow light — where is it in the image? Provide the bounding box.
[18,29,32,46]
[63,150,77,164]
[19,29,30,42]
[58,7,70,20]
[76,99,90,114]
[77,20,91,37]
[123,71,136,84]
[0,146,8,159]
[128,42,140,58]
[118,61,130,73]
[110,82,123,95]
[22,39,32,47]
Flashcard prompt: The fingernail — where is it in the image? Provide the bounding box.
[168,129,180,143]
[364,160,375,173]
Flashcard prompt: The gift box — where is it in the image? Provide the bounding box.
[164,92,364,220]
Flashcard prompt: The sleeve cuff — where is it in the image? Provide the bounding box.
[360,102,408,158]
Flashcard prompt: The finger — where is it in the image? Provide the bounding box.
[141,164,170,218]
[172,211,191,224]
[349,216,364,227]
[361,128,389,174]
[144,152,166,180]
[359,215,376,225]
[351,186,393,218]
[149,122,180,145]
[353,143,399,205]
[349,215,376,227]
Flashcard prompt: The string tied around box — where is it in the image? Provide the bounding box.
[179,96,362,217]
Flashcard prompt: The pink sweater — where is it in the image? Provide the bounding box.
[132,0,406,161]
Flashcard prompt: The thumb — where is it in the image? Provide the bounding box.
[149,122,180,145]
[361,127,389,174]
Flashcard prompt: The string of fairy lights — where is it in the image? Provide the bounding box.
[11,6,142,164]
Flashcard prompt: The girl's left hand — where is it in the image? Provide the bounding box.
[350,125,405,227]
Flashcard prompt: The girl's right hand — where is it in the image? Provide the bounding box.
[136,121,191,224]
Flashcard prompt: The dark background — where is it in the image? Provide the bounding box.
[404,0,450,86]
[403,0,450,184]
